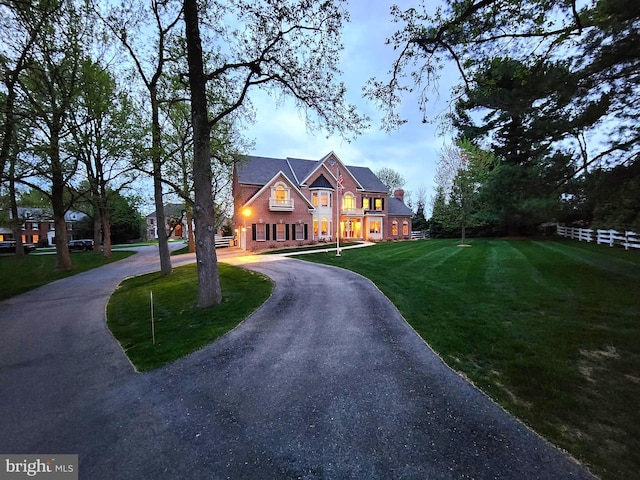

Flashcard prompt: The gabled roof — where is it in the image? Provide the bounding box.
[236,153,387,193]
[146,204,185,219]
[309,174,333,189]
[13,207,90,222]
[241,171,315,209]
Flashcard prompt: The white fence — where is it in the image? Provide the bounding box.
[556,225,640,250]
[411,230,429,240]
[215,235,235,248]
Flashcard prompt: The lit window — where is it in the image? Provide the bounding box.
[403,221,409,235]
[343,193,355,210]
[313,218,319,236]
[392,221,398,236]
[276,223,286,241]
[374,198,383,211]
[362,198,370,209]
[321,192,329,207]
[312,192,318,206]
[275,185,287,204]
[321,217,329,235]
[369,220,381,234]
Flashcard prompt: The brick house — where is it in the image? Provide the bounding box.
[0,208,91,246]
[145,204,186,241]
[233,152,413,250]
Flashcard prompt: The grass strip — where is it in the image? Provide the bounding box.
[106,263,272,371]
[302,238,640,480]
[0,251,134,301]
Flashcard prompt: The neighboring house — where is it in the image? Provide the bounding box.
[146,204,186,240]
[233,152,413,250]
[0,208,91,246]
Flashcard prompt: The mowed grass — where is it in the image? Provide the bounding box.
[0,251,134,301]
[107,263,272,371]
[303,238,640,480]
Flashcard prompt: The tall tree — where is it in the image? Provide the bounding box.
[182,0,367,307]
[71,60,143,256]
[433,140,493,240]
[1,0,61,256]
[369,0,639,177]
[97,0,184,275]
[375,167,406,195]
[19,0,88,270]
[452,58,575,233]
[161,100,241,253]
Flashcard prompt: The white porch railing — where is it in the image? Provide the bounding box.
[269,198,294,211]
[556,225,640,250]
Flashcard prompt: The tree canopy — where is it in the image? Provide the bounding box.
[1,0,367,304]
[370,0,639,235]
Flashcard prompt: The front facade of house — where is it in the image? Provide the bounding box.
[233,152,413,250]
[145,204,186,240]
[0,208,90,246]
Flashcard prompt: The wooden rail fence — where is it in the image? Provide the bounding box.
[556,225,640,250]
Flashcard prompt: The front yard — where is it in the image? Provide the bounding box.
[303,238,640,480]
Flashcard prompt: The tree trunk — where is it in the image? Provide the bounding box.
[51,133,72,271]
[101,206,112,257]
[93,206,102,253]
[151,89,172,275]
[187,209,196,253]
[8,160,25,257]
[184,0,222,307]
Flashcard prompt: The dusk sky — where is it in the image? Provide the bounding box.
[247,0,456,209]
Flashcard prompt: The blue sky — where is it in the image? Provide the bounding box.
[247,1,456,209]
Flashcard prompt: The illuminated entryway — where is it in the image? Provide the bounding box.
[340,217,362,239]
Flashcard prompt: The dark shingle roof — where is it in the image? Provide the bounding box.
[347,166,388,193]
[388,197,413,216]
[236,155,388,193]
[236,156,292,185]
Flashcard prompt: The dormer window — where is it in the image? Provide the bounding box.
[269,182,294,211]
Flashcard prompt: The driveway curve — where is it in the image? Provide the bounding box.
[0,247,594,479]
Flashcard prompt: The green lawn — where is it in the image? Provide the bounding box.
[0,251,134,301]
[107,263,272,371]
[302,238,640,480]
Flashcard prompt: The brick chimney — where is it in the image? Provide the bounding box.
[393,189,405,202]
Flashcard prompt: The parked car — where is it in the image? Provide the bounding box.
[68,239,94,252]
[0,241,36,254]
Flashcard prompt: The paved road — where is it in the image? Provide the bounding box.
[0,246,594,479]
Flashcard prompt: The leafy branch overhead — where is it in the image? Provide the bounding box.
[200,0,369,138]
[367,0,637,144]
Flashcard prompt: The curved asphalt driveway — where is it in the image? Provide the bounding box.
[0,246,594,479]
